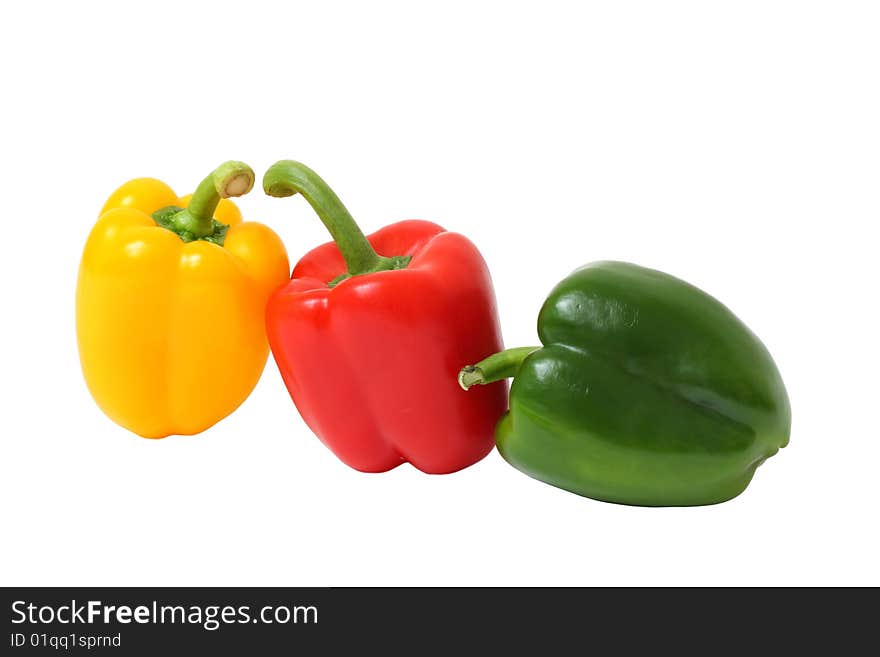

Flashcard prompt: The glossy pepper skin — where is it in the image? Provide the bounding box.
[460,261,790,506]
[263,161,506,473]
[77,162,289,438]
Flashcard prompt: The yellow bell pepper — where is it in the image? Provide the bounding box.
[77,161,290,438]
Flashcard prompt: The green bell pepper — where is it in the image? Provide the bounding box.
[459,261,790,506]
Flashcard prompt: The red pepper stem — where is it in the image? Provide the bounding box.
[458,346,541,390]
[172,161,254,237]
[263,160,411,286]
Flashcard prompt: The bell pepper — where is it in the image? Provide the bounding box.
[459,261,791,506]
[77,162,290,438]
[263,160,506,473]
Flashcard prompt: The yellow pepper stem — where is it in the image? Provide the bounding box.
[167,162,255,239]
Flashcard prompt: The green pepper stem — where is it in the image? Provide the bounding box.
[263,160,411,285]
[458,346,541,390]
[174,161,255,238]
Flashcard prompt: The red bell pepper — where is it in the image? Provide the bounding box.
[263,161,507,473]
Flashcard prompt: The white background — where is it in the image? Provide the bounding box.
[1,1,878,586]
